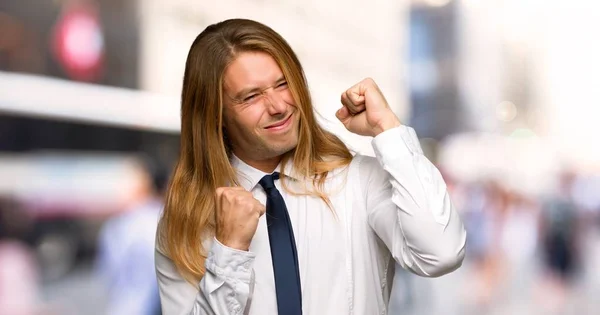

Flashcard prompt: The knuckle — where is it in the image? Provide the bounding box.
[227,188,240,198]
[234,194,245,203]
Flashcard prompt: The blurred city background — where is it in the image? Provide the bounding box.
[1,0,599,314]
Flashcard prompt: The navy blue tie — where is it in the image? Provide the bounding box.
[258,172,302,315]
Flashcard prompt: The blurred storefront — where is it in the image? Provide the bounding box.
[0,0,140,88]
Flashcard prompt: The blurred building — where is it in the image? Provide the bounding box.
[407,1,467,140]
[0,0,140,87]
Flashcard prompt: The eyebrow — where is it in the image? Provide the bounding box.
[232,76,287,100]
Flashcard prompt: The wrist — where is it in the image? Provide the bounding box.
[374,117,401,136]
[216,235,250,251]
[208,237,256,284]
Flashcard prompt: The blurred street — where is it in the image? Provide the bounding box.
[39,233,600,315]
[41,263,106,315]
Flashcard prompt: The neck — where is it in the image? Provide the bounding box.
[234,152,282,173]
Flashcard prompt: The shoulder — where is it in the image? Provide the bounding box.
[351,153,377,166]
[319,154,382,182]
[155,215,168,255]
[321,154,378,185]
[348,154,390,191]
[351,154,381,175]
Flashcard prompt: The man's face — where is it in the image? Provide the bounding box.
[222,51,300,165]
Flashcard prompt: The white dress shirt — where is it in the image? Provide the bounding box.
[155,125,467,315]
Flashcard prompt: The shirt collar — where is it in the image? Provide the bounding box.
[230,154,302,191]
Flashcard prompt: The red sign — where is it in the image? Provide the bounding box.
[52,3,105,82]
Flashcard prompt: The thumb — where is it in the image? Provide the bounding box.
[336,106,351,122]
[258,204,266,217]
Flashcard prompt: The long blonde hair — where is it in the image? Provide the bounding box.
[160,18,353,284]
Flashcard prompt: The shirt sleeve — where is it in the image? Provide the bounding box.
[155,238,256,314]
[361,125,467,277]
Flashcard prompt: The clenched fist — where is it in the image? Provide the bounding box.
[215,187,266,251]
[336,77,401,137]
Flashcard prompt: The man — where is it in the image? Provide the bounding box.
[155,18,466,315]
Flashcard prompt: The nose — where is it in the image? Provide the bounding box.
[264,89,287,115]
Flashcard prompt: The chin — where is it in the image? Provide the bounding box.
[275,143,297,155]
[267,140,297,157]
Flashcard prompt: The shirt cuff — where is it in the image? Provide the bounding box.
[205,238,256,284]
[372,125,423,163]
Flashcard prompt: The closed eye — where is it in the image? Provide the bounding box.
[243,94,259,102]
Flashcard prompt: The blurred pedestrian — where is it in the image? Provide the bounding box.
[97,157,167,315]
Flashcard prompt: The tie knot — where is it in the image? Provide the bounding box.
[259,172,280,192]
